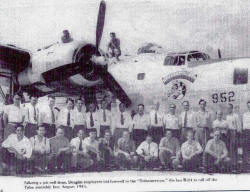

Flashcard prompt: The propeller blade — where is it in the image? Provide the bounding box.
[96,0,106,52]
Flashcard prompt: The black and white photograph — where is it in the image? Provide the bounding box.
[0,0,249,191]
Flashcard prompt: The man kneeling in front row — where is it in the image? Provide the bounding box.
[203,129,231,173]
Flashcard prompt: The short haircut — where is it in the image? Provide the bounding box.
[13,93,22,98]
[110,32,115,36]
[146,134,152,139]
[247,100,250,105]
[199,99,206,105]
[48,95,55,100]
[66,98,74,104]
[29,95,38,100]
[76,98,83,103]
[89,129,97,134]
[16,125,24,131]
[57,126,65,132]
[169,103,176,108]
[138,103,144,108]
[186,129,194,136]
[104,129,111,135]
[37,126,45,130]
[182,100,189,105]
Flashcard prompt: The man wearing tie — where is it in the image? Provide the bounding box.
[179,101,196,143]
[38,96,57,138]
[113,102,133,146]
[98,99,112,138]
[57,98,74,141]
[149,101,164,144]
[85,103,100,136]
[24,95,39,138]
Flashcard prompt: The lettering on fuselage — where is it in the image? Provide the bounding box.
[162,71,197,100]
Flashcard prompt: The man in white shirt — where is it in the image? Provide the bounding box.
[242,101,250,171]
[3,94,25,140]
[70,129,93,171]
[136,135,158,170]
[181,130,203,171]
[179,101,196,143]
[203,129,231,173]
[83,129,100,171]
[38,96,58,138]
[85,103,100,137]
[163,103,180,139]
[98,99,112,138]
[30,126,50,172]
[149,101,164,144]
[132,104,150,147]
[226,103,242,171]
[72,99,87,137]
[1,125,32,174]
[57,98,74,140]
[24,95,39,138]
[113,102,133,146]
[195,99,212,149]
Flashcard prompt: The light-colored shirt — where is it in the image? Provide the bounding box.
[132,113,150,130]
[57,108,73,127]
[212,119,228,134]
[24,103,39,124]
[39,105,58,125]
[2,133,32,158]
[159,137,180,156]
[179,111,196,128]
[164,113,180,130]
[117,137,136,153]
[49,136,69,153]
[149,110,164,127]
[113,111,133,131]
[226,113,242,131]
[205,139,228,158]
[30,135,50,153]
[4,104,24,123]
[86,112,100,129]
[195,110,211,129]
[181,140,203,159]
[70,137,87,153]
[83,137,99,153]
[136,141,158,157]
[71,108,86,126]
[98,109,112,126]
[243,111,250,130]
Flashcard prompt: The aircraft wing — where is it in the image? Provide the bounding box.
[0,44,31,73]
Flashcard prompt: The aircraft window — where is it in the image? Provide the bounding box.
[187,53,206,61]
[176,56,185,65]
[164,56,175,65]
[137,73,145,80]
[233,68,248,85]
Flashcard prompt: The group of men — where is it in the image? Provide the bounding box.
[0,93,249,175]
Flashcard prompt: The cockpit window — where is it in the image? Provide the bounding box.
[164,56,185,66]
[187,53,206,62]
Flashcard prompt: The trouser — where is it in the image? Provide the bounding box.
[159,150,179,170]
[43,123,56,138]
[71,152,93,170]
[228,130,238,168]
[132,129,148,147]
[116,153,138,169]
[203,152,231,173]
[195,127,209,149]
[138,156,159,169]
[182,154,201,171]
[149,126,164,144]
[99,125,110,138]
[221,132,229,148]
[25,123,38,138]
[73,125,86,138]
[113,128,128,147]
[4,123,21,140]
[0,147,30,174]
[165,129,181,140]
[99,147,115,169]
[180,127,193,143]
[30,152,48,170]
[60,125,73,141]
[48,152,71,172]
[87,151,99,171]
[243,129,250,171]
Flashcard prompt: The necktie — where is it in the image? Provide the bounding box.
[121,113,124,125]
[184,111,187,128]
[155,112,158,124]
[148,143,151,156]
[90,113,94,127]
[33,105,37,122]
[67,110,70,126]
[51,108,55,124]
[103,110,106,122]
[79,139,83,151]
